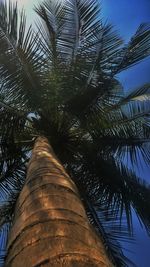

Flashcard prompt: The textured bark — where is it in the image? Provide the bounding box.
[5,137,113,267]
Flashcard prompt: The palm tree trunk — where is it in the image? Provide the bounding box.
[5,136,113,267]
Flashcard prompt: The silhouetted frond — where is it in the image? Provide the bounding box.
[112,23,150,74]
[0,1,47,110]
[72,144,150,235]
[85,199,136,267]
[0,223,10,267]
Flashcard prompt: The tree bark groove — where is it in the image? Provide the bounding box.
[5,136,113,267]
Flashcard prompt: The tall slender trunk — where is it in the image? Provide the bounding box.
[5,137,113,267]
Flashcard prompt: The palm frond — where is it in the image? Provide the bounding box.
[104,83,150,113]
[0,108,27,143]
[0,223,10,267]
[85,114,148,148]
[112,23,150,74]
[0,156,26,200]
[35,0,65,67]
[85,199,136,267]
[0,191,19,267]
[63,24,123,115]
[72,143,150,235]
[85,83,150,143]
[63,0,101,59]
[0,1,47,110]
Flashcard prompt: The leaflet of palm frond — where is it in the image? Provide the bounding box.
[35,0,101,62]
[0,87,37,148]
[117,162,150,233]
[111,144,149,177]
[84,100,150,167]
[35,0,65,66]
[112,99,150,126]
[0,136,27,200]
[62,22,123,115]
[0,111,28,155]
[84,137,150,175]
[0,157,26,199]
[73,143,150,234]
[0,2,47,110]
[0,160,26,262]
[103,83,150,114]
[84,96,149,143]
[84,199,136,267]
[0,223,10,267]
[111,23,150,74]
[0,91,27,116]
[0,201,16,228]
[0,181,21,222]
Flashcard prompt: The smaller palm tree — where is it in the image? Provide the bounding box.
[0,0,150,266]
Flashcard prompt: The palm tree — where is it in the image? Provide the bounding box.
[0,0,150,266]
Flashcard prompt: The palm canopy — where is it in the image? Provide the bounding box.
[0,0,150,266]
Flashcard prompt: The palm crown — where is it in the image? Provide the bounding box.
[0,0,150,266]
